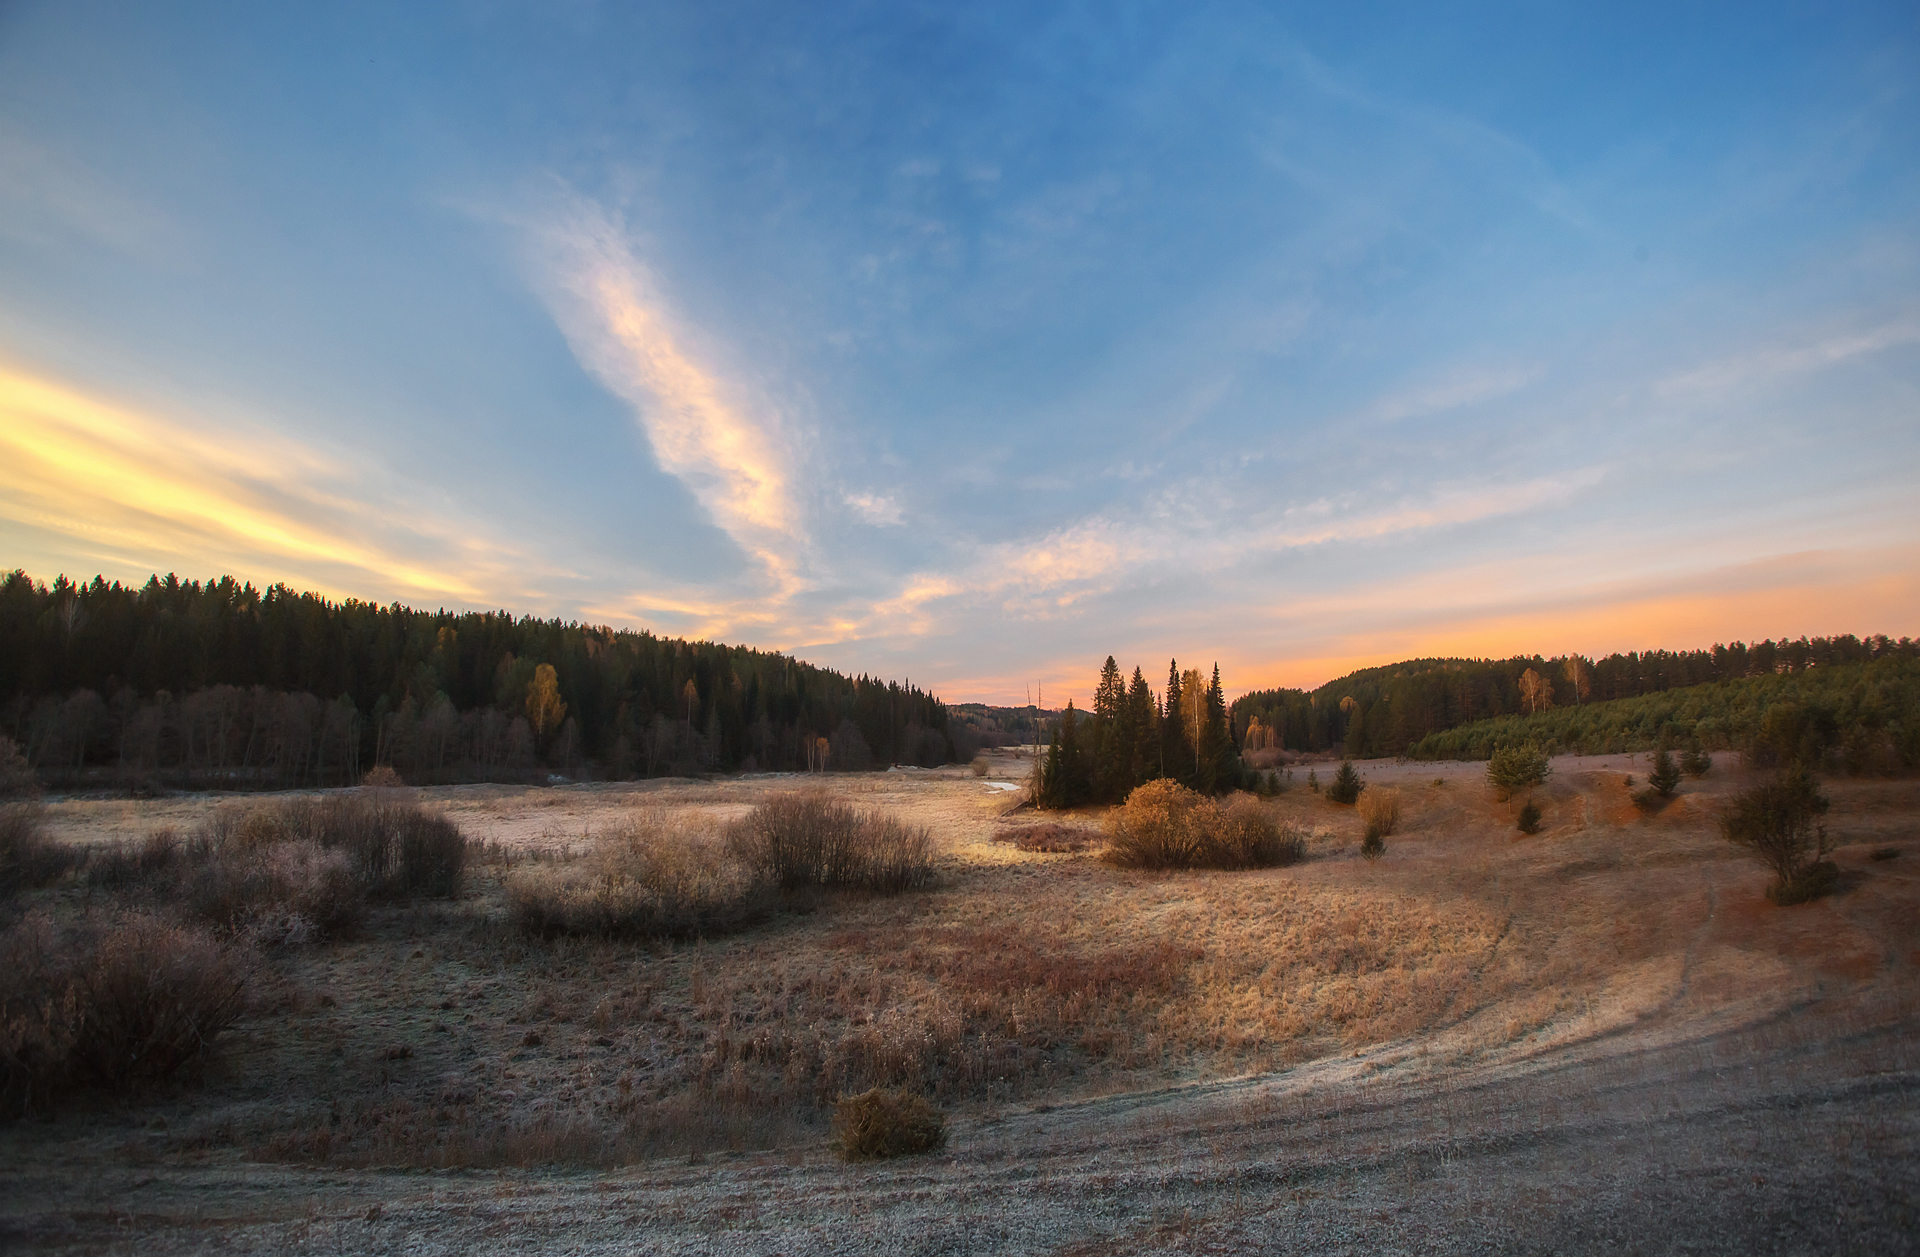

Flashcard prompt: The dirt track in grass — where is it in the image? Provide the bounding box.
[3,751,1917,1253]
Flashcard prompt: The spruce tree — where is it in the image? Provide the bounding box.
[1093,656,1127,802]
[1327,759,1364,804]
[1127,667,1157,791]
[1205,664,1238,793]
[1161,661,1182,784]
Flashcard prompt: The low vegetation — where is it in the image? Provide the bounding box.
[725,792,935,893]
[508,812,775,939]
[830,1087,947,1160]
[1357,786,1400,839]
[1721,768,1836,905]
[1104,781,1303,870]
[0,913,248,1118]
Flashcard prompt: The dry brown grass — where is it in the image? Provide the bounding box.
[1357,786,1402,838]
[506,809,775,939]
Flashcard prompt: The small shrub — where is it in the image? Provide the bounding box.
[0,913,248,1115]
[0,804,73,897]
[725,793,934,893]
[1516,801,1543,834]
[1722,768,1833,902]
[1360,832,1384,861]
[970,757,989,777]
[1486,741,1551,801]
[1356,787,1401,838]
[1325,761,1364,805]
[1631,788,1668,813]
[1868,846,1901,862]
[1680,747,1713,778]
[830,1087,946,1160]
[1307,768,1319,793]
[361,765,404,789]
[1104,781,1302,870]
[1648,746,1681,797]
[186,840,365,942]
[508,814,774,939]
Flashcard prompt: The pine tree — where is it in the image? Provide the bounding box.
[1649,743,1681,797]
[1205,663,1238,793]
[1327,759,1364,804]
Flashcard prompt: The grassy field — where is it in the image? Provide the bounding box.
[1,750,1915,1253]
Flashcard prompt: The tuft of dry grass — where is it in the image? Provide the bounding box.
[994,822,1097,853]
[1357,787,1402,839]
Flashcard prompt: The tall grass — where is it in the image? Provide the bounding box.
[1104,781,1304,870]
[725,793,935,893]
[1358,787,1402,839]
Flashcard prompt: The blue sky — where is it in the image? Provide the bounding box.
[2,1,1916,703]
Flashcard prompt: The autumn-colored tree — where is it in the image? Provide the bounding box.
[525,664,567,741]
[1562,655,1591,705]
[1518,667,1553,715]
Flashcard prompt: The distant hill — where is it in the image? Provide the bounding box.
[1406,654,1920,769]
[1231,635,1919,760]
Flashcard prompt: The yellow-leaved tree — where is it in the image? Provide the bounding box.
[526,663,567,740]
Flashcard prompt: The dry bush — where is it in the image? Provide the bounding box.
[199,796,467,900]
[84,829,183,890]
[0,913,247,1116]
[1104,781,1303,870]
[970,757,989,777]
[830,1087,946,1160]
[361,765,404,789]
[507,812,774,940]
[185,840,364,943]
[0,804,73,898]
[1357,787,1402,839]
[725,793,934,893]
[993,823,1096,853]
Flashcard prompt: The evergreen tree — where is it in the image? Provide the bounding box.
[1161,660,1182,784]
[1126,667,1158,791]
[1204,663,1238,792]
[1649,743,1681,797]
[1093,656,1128,801]
[1036,700,1093,809]
[1327,759,1364,804]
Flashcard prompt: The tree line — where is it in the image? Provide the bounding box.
[1033,657,1242,808]
[0,571,955,789]
[1231,635,1919,760]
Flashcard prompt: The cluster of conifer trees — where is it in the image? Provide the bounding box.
[0,571,953,788]
[1232,636,1918,760]
[1032,657,1241,808]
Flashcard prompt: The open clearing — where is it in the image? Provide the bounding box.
[3,751,1917,1253]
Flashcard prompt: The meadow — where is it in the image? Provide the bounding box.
[1,749,1914,1253]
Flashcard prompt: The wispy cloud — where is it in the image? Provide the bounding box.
[518,188,808,593]
[1657,317,1920,400]
[1367,365,1537,423]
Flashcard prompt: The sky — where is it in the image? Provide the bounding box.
[1,2,1917,706]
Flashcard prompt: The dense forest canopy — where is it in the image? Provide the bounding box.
[1231,636,1919,760]
[1405,655,1920,771]
[0,571,954,788]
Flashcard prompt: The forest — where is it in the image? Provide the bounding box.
[0,571,955,790]
[1231,636,1920,760]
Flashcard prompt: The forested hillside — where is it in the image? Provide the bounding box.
[1231,636,1918,759]
[1406,655,1920,770]
[0,571,953,789]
